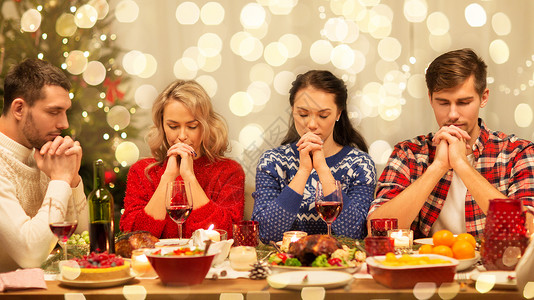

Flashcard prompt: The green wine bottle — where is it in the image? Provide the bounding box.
[88,159,115,253]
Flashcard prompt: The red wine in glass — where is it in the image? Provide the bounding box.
[315,202,343,223]
[167,205,192,223]
[50,222,78,243]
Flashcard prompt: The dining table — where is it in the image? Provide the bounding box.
[0,271,523,299]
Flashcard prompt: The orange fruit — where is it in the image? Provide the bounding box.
[432,230,456,247]
[455,233,477,248]
[432,245,453,257]
[452,240,475,259]
[418,244,434,254]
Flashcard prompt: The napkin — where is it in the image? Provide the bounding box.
[0,268,47,292]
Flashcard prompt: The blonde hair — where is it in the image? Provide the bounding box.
[146,80,229,171]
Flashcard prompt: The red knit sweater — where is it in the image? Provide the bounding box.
[119,156,245,239]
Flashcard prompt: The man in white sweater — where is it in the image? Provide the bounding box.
[0,58,88,272]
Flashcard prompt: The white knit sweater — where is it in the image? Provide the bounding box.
[0,132,88,272]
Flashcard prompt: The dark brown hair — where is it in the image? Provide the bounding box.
[3,58,71,115]
[425,48,487,97]
[280,70,368,153]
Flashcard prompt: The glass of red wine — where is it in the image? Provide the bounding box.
[166,181,192,240]
[315,180,343,236]
[49,199,78,261]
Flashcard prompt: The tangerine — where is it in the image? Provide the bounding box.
[432,230,456,247]
[455,233,477,248]
[432,245,453,257]
[418,244,433,254]
[452,240,475,259]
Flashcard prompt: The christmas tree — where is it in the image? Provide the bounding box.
[0,0,140,207]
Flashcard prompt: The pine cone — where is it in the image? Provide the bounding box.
[249,261,271,280]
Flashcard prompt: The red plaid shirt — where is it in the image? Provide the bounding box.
[370,119,534,238]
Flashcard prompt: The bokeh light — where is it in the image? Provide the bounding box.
[427,12,449,36]
[176,2,199,25]
[55,13,77,37]
[65,50,88,75]
[279,34,302,58]
[403,0,427,23]
[377,37,401,62]
[115,0,139,23]
[273,71,295,95]
[523,282,534,299]
[240,36,264,62]
[74,4,98,28]
[437,282,460,300]
[137,54,157,79]
[198,33,222,57]
[106,105,131,130]
[122,50,146,76]
[324,18,349,42]
[241,3,266,29]
[492,12,511,36]
[407,74,427,99]
[115,141,140,167]
[239,124,265,149]
[429,33,452,52]
[489,39,510,64]
[21,9,41,32]
[264,42,289,67]
[200,2,225,25]
[250,63,274,85]
[475,273,496,293]
[331,44,355,70]
[229,92,254,116]
[247,81,271,106]
[369,140,393,165]
[196,75,218,98]
[134,84,158,109]
[465,3,487,27]
[82,61,106,85]
[413,282,436,299]
[200,55,222,72]
[310,40,334,65]
[515,103,533,127]
[173,57,198,79]
[89,0,109,20]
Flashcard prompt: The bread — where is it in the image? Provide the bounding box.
[115,231,159,258]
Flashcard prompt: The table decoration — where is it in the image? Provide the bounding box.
[229,246,257,271]
[388,229,413,253]
[281,231,307,251]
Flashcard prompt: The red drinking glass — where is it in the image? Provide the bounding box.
[481,199,532,270]
[232,221,259,247]
[364,236,395,256]
[370,218,398,237]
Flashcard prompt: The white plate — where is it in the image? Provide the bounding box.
[470,271,517,290]
[267,270,353,290]
[456,252,481,271]
[270,264,361,274]
[155,239,191,247]
[58,275,135,288]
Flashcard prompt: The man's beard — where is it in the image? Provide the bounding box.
[22,111,52,149]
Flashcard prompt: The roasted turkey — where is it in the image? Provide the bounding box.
[115,231,159,258]
[288,234,342,266]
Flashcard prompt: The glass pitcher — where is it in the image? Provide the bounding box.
[481,199,532,270]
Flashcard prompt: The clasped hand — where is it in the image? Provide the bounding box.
[164,142,197,181]
[432,125,471,171]
[296,132,327,173]
[34,136,82,186]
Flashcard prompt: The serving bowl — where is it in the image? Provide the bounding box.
[456,251,481,271]
[366,254,458,289]
[145,247,217,285]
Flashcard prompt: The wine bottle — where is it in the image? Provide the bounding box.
[88,159,115,253]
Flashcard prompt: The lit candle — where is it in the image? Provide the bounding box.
[229,246,257,271]
[131,249,156,277]
[282,231,307,251]
[205,224,221,242]
[388,229,413,253]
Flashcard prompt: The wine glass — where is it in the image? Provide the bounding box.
[315,180,343,236]
[166,181,192,240]
[49,199,78,261]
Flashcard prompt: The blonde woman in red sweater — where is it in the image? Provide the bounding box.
[120,80,245,238]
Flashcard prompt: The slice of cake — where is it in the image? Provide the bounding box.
[62,251,130,281]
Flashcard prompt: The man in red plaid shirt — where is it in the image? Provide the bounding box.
[368,49,534,238]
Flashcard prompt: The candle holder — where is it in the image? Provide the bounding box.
[215,229,228,241]
[388,229,413,254]
[131,248,157,277]
[229,246,257,271]
[281,231,307,251]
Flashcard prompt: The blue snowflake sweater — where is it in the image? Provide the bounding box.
[251,143,377,243]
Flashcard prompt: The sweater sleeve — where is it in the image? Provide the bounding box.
[251,150,304,243]
[331,153,377,239]
[119,160,168,237]
[0,178,70,270]
[183,159,245,238]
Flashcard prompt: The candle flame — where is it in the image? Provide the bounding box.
[207,224,215,230]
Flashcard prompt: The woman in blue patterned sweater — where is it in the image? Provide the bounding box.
[252,70,377,243]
